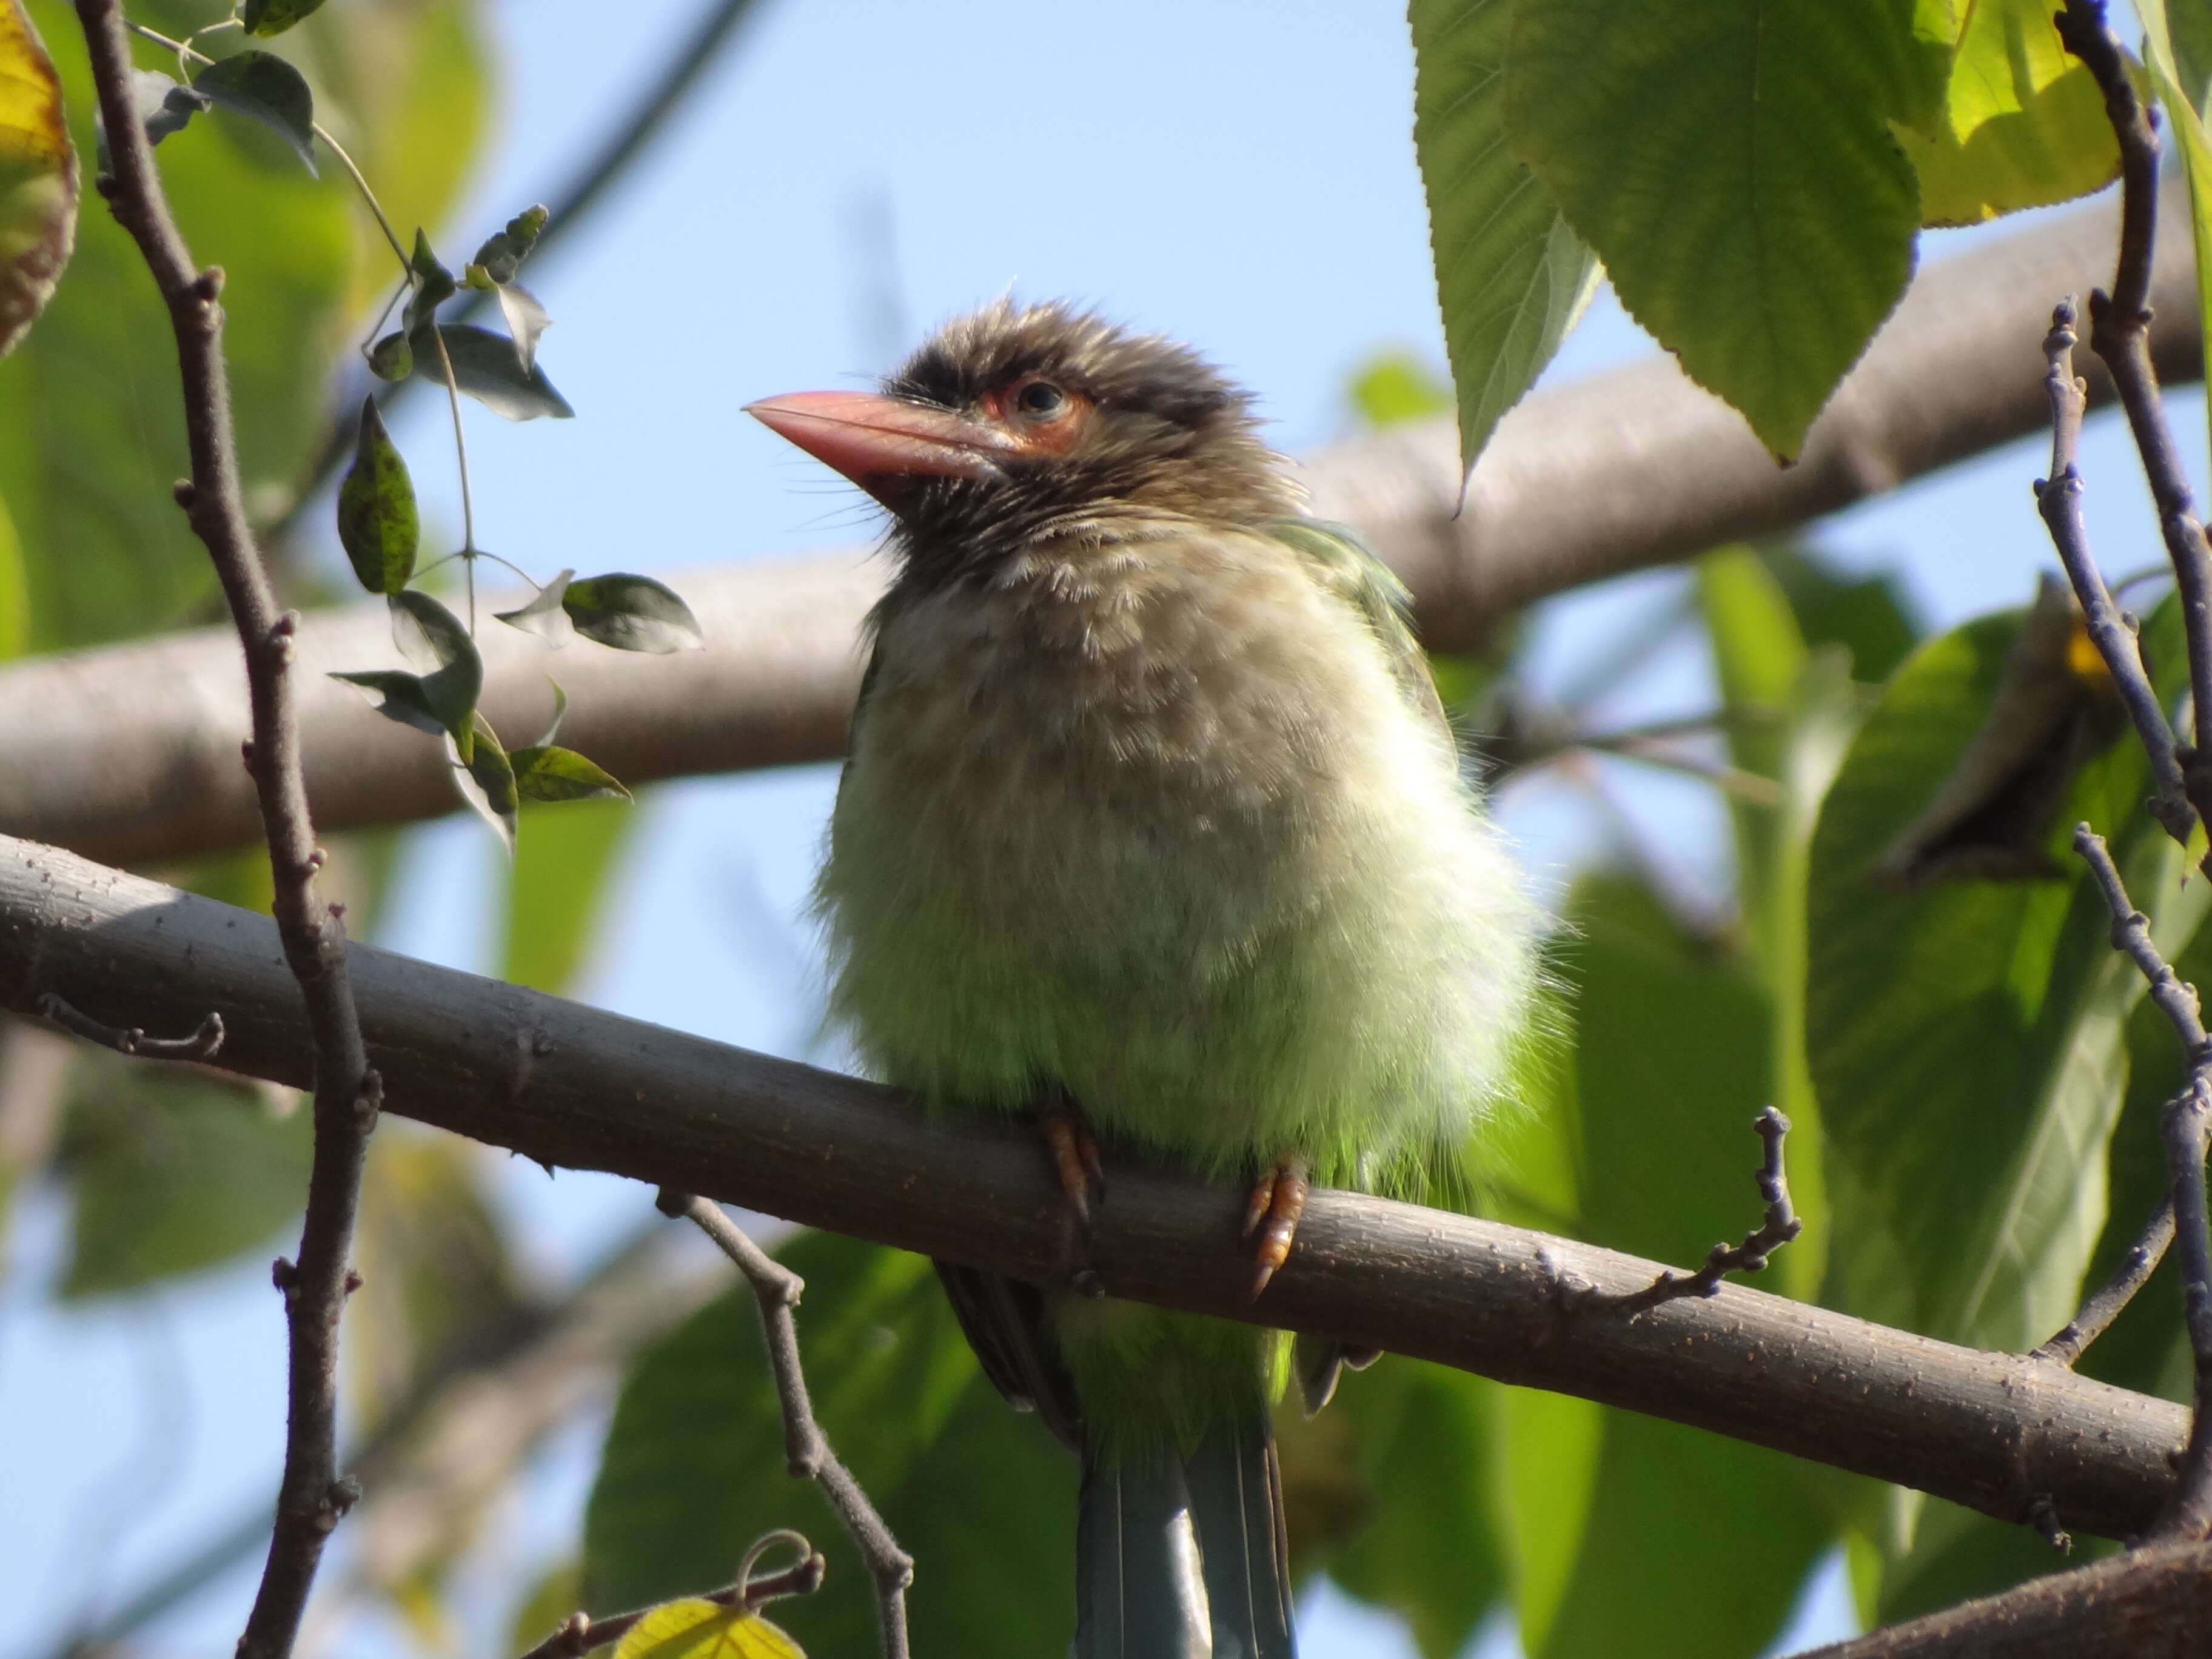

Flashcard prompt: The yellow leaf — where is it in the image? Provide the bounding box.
[0,0,73,357]
[611,1600,806,1659]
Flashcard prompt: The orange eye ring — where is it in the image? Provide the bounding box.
[989,374,1090,455]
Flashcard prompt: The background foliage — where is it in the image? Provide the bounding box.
[5,1,2212,1657]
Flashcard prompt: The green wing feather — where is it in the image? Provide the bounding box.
[1259,517,1452,745]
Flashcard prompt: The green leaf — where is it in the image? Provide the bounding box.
[1504,0,1924,458]
[502,796,632,993]
[59,1057,309,1297]
[336,394,418,594]
[240,0,328,38]
[1412,0,1597,475]
[496,567,575,644]
[0,0,76,360]
[586,1234,1071,1655]
[1538,1413,1834,1659]
[412,321,573,420]
[190,50,317,176]
[122,67,205,152]
[403,226,456,334]
[610,1600,805,1659]
[1808,602,2199,1352]
[1895,0,2118,226]
[471,201,548,284]
[1495,1384,1603,1654]
[1758,542,1922,685]
[491,276,550,371]
[387,588,484,755]
[563,573,703,654]
[511,745,632,805]
[1318,1359,1504,1658]
[1874,1495,2113,1624]
[366,332,412,380]
[329,668,447,737]
[452,710,517,853]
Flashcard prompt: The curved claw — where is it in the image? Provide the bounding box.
[1244,1155,1310,1298]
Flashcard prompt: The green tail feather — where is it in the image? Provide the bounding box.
[1075,1419,1295,1659]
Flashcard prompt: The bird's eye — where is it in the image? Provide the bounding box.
[1014,380,1066,418]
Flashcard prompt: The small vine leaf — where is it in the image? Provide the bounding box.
[0,0,78,360]
[329,669,445,737]
[492,278,551,372]
[411,323,573,420]
[609,1599,805,1659]
[495,568,574,645]
[337,396,418,594]
[240,0,329,37]
[532,678,569,748]
[366,331,412,380]
[387,590,483,757]
[403,228,456,335]
[510,745,632,804]
[190,52,317,175]
[449,712,517,854]
[471,203,548,284]
[563,574,703,653]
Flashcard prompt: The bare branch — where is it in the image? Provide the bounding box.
[2057,0,2212,862]
[1572,1107,1803,1316]
[662,1192,913,1658]
[2,181,2200,870]
[0,834,2191,1542]
[1794,1539,2212,1658]
[2034,300,2193,842]
[2069,826,2212,1542]
[33,990,223,1061]
[72,5,381,1655]
[2033,1198,2176,1368]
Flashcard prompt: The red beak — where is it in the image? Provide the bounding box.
[745,390,1019,496]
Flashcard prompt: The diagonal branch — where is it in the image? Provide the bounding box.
[72,6,382,1657]
[663,1193,912,1659]
[0,833,2191,1544]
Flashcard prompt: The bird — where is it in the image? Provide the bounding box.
[748,301,1538,1659]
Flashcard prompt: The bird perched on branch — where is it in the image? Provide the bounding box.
[749,302,1538,1658]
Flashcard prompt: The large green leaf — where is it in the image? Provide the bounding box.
[1757,541,1922,686]
[1409,0,1597,477]
[584,1232,1073,1655]
[1538,1413,1831,1659]
[1504,0,1931,458]
[59,1056,310,1297]
[1313,1358,1504,1659]
[1808,605,2200,1354]
[1494,1382,1603,1655]
[1895,0,2118,225]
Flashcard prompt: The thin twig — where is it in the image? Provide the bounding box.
[658,1191,914,1658]
[1570,1108,1803,1316]
[2034,299,2193,842]
[33,990,223,1061]
[266,0,768,545]
[515,1546,827,1659]
[74,5,383,1657]
[2056,0,2212,865]
[2034,1196,2177,1367]
[2070,826,2212,1541]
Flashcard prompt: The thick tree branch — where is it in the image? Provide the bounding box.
[1793,1539,2212,1658]
[0,833,2190,1543]
[1,181,2199,869]
[72,6,381,1657]
[664,1193,912,1658]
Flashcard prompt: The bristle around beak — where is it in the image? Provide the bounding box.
[745,390,1020,496]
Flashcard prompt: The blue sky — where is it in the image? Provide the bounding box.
[3,2,2204,1657]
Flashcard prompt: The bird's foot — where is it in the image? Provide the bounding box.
[1242,1153,1310,1298]
[1036,1091,1108,1295]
